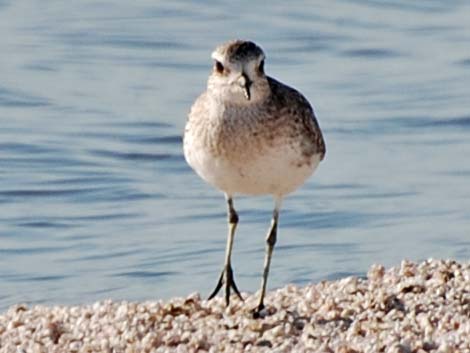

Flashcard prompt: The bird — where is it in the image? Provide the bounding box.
[183,39,325,316]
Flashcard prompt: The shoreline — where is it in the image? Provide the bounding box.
[1,259,468,352]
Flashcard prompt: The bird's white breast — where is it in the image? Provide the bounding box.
[184,129,321,197]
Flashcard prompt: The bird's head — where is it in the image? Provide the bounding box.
[207,40,270,105]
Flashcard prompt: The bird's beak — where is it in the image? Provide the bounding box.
[240,73,252,100]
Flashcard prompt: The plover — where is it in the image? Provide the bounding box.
[183,40,325,316]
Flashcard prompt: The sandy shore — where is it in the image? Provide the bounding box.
[0,259,468,353]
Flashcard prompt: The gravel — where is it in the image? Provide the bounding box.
[1,259,469,353]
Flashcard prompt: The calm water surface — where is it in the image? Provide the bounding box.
[1,1,469,310]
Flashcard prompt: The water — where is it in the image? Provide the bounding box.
[1,1,469,311]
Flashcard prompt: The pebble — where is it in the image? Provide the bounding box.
[0,259,468,352]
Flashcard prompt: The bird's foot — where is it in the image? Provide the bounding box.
[208,264,243,306]
[252,302,266,319]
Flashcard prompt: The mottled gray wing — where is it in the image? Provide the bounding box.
[267,77,326,160]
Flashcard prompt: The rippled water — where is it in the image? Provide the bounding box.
[1,1,469,310]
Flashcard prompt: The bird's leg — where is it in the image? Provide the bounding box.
[253,197,282,317]
[208,195,243,306]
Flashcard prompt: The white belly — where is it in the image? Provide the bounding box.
[185,141,321,197]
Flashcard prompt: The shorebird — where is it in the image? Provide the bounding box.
[183,40,325,316]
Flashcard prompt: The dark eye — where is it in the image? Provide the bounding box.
[215,61,224,74]
[258,60,265,74]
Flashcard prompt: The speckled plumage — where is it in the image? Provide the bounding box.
[183,40,325,313]
[184,42,324,197]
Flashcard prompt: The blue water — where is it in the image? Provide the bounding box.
[1,1,469,310]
